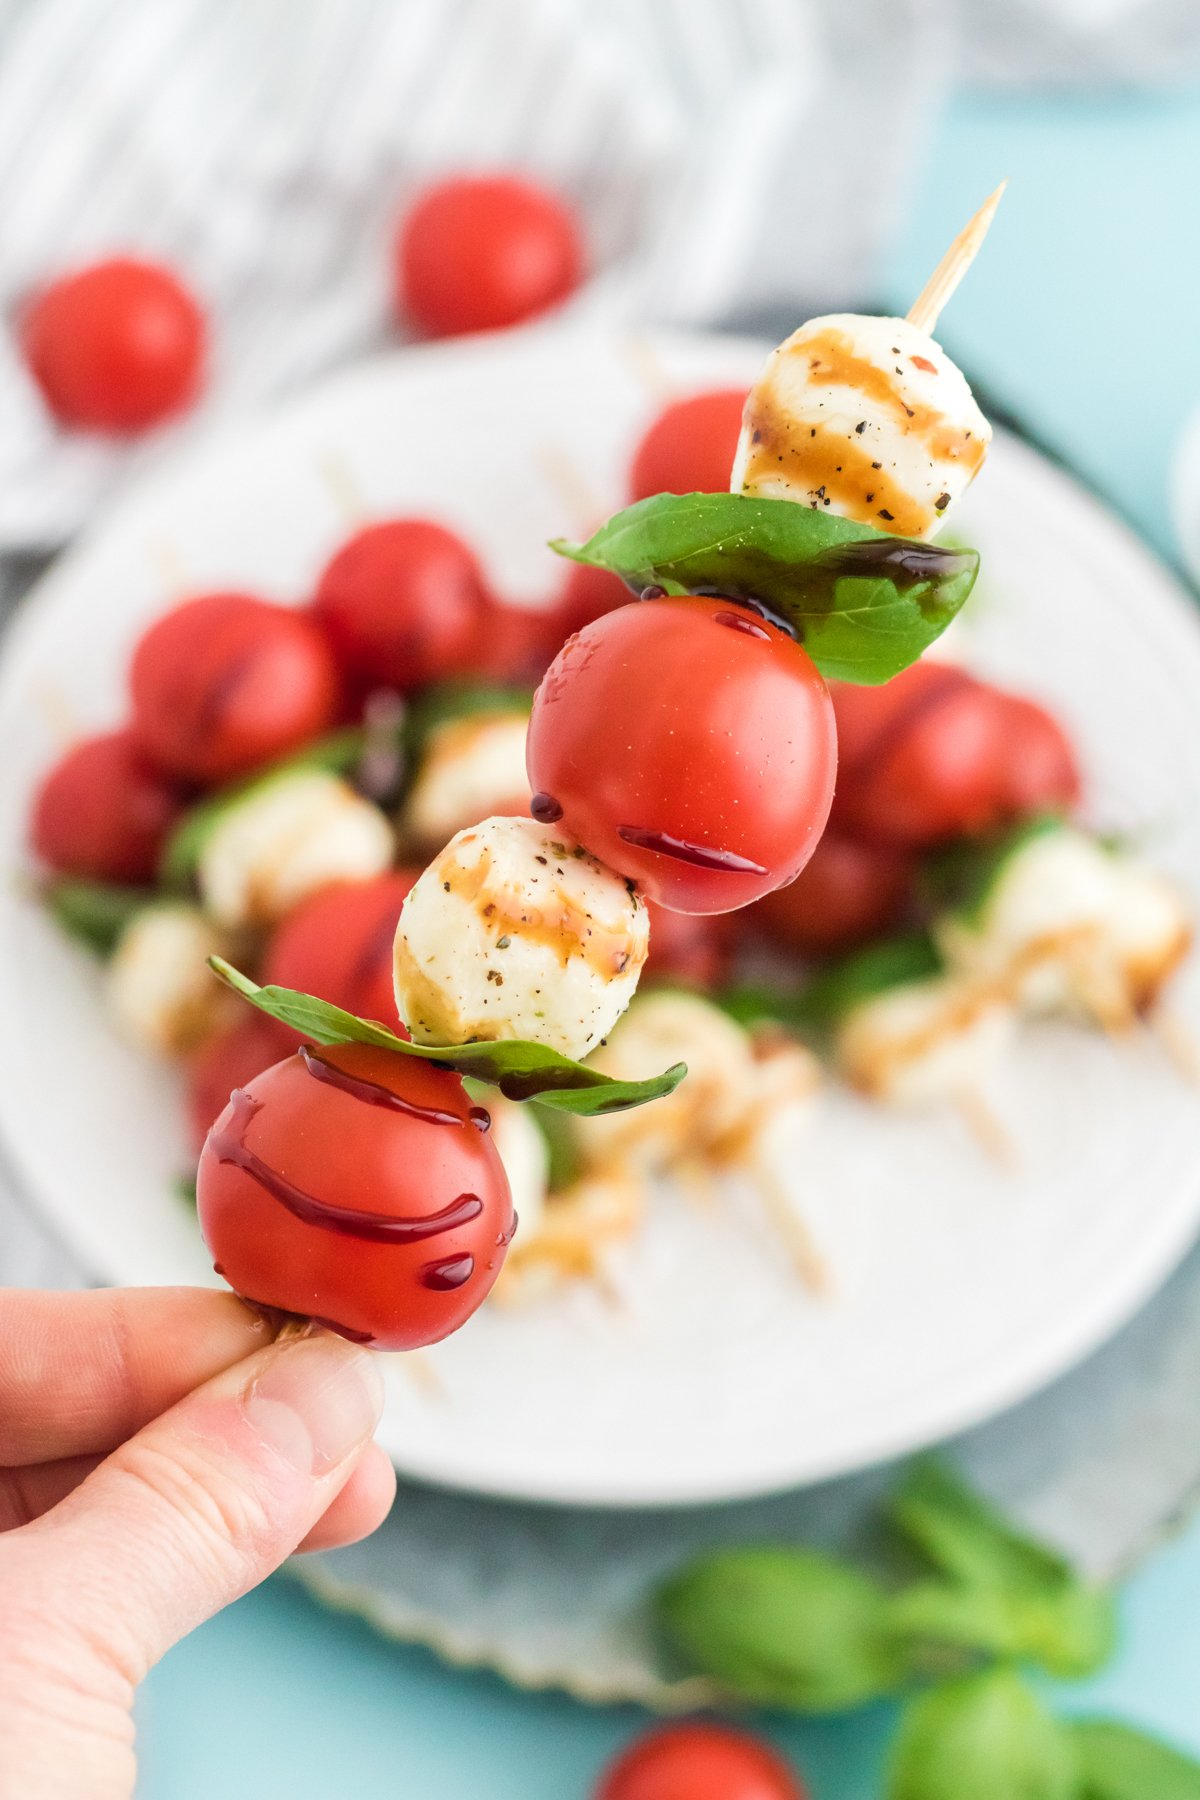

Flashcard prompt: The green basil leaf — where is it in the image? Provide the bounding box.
[796,934,944,1035]
[889,1670,1079,1800]
[887,1462,1115,1678]
[921,816,1064,923]
[43,877,149,956]
[208,958,684,1116]
[1072,1720,1200,1798]
[552,493,979,684]
[158,725,381,890]
[657,1547,910,1713]
[403,679,534,759]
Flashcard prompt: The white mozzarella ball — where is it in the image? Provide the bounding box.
[837,976,1015,1108]
[403,711,531,851]
[485,1094,550,1245]
[198,770,395,928]
[732,313,990,539]
[107,904,233,1057]
[393,815,649,1058]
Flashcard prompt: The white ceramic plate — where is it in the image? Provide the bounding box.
[3,324,1200,1508]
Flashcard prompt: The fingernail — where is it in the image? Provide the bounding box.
[240,1332,385,1477]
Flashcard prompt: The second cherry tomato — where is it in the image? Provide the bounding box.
[628,389,748,501]
[186,1014,299,1153]
[197,1043,514,1350]
[751,831,915,958]
[314,520,488,691]
[643,900,734,990]
[526,597,837,914]
[397,174,583,336]
[130,592,342,785]
[21,256,205,432]
[595,1723,805,1800]
[263,872,419,1030]
[31,729,184,883]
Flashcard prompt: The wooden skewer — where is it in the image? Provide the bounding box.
[318,449,368,527]
[1147,1007,1200,1089]
[754,1161,831,1296]
[955,1086,1018,1172]
[146,535,189,597]
[533,439,604,535]
[620,332,678,403]
[907,182,1007,336]
[403,1349,447,1398]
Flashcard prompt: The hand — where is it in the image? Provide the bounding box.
[0,1287,395,1799]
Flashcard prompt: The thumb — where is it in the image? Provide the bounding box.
[29,1327,384,1680]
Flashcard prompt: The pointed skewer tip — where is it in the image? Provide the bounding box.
[907,180,1008,337]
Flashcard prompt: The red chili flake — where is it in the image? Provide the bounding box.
[911,354,938,374]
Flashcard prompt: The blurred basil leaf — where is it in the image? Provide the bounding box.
[1072,1720,1200,1798]
[889,1670,1079,1800]
[43,876,148,956]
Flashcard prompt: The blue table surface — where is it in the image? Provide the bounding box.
[139,80,1200,1799]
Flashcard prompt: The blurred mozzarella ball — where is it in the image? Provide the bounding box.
[484,1093,549,1243]
[837,975,1015,1108]
[403,710,531,850]
[732,314,990,539]
[198,770,394,928]
[498,1168,644,1299]
[393,815,648,1058]
[108,903,233,1056]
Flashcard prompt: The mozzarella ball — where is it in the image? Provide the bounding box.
[485,1094,549,1244]
[837,976,1015,1107]
[732,313,991,538]
[107,903,233,1056]
[198,770,394,929]
[402,710,531,851]
[393,815,649,1057]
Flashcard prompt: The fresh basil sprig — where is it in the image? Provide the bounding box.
[551,493,979,685]
[1071,1720,1200,1799]
[208,958,685,1116]
[889,1669,1079,1800]
[43,876,148,956]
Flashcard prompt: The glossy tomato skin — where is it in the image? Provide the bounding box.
[752,831,915,959]
[263,873,419,1030]
[595,1723,805,1800]
[397,175,583,336]
[628,389,748,501]
[31,729,185,883]
[130,592,341,785]
[832,663,1079,848]
[21,257,205,432]
[526,597,837,914]
[314,520,487,691]
[197,1043,514,1350]
[186,1014,299,1154]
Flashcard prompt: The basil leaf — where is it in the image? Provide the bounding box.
[657,1547,909,1713]
[208,959,684,1116]
[797,934,944,1034]
[158,725,382,890]
[528,1104,583,1190]
[887,1462,1115,1679]
[403,679,534,758]
[43,877,149,956]
[921,816,1064,923]
[889,1670,1079,1800]
[1072,1720,1200,1798]
[552,493,979,684]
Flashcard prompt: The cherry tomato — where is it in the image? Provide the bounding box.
[397,174,583,337]
[644,900,733,990]
[21,257,205,432]
[526,597,837,914]
[469,593,561,684]
[752,831,915,958]
[186,1014,298,1153]
[130,592,341,785]
[551,560,631,638]
[314,520,488,691]
[832,663,1079,848]
[197,1043,514,1349]
[628,389,748,501]
[30,728,185,883]
[263,873,419,1030]
[595,1723,805,1800]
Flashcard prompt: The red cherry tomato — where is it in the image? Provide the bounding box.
[551,560,632,639]
[397,174,583,337]
[186,1014,299,1154]
[752,831,915,958]
[595,1723,805,1800]
[30,729,185,883]
[197,1043,514,1349]
[644,900,734,990]
[130,592,341,785]
[21,257,205,432]
[628,389,748,501]
[832,663,1079,848]
[468,594,561,684]
[526,597,837,914]
[263,873,419,1030]
[314,521,488,691]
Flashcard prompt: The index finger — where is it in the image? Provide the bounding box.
[0,1287,273,1464]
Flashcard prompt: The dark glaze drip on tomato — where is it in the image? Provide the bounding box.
[616,825,768,876]
[468,1105,492,1131]
[211,1090,484,1244]
[419,1253,475,1291]
[299,1045,464,1126]
[713,609,771,640]
[530,791,563,823]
